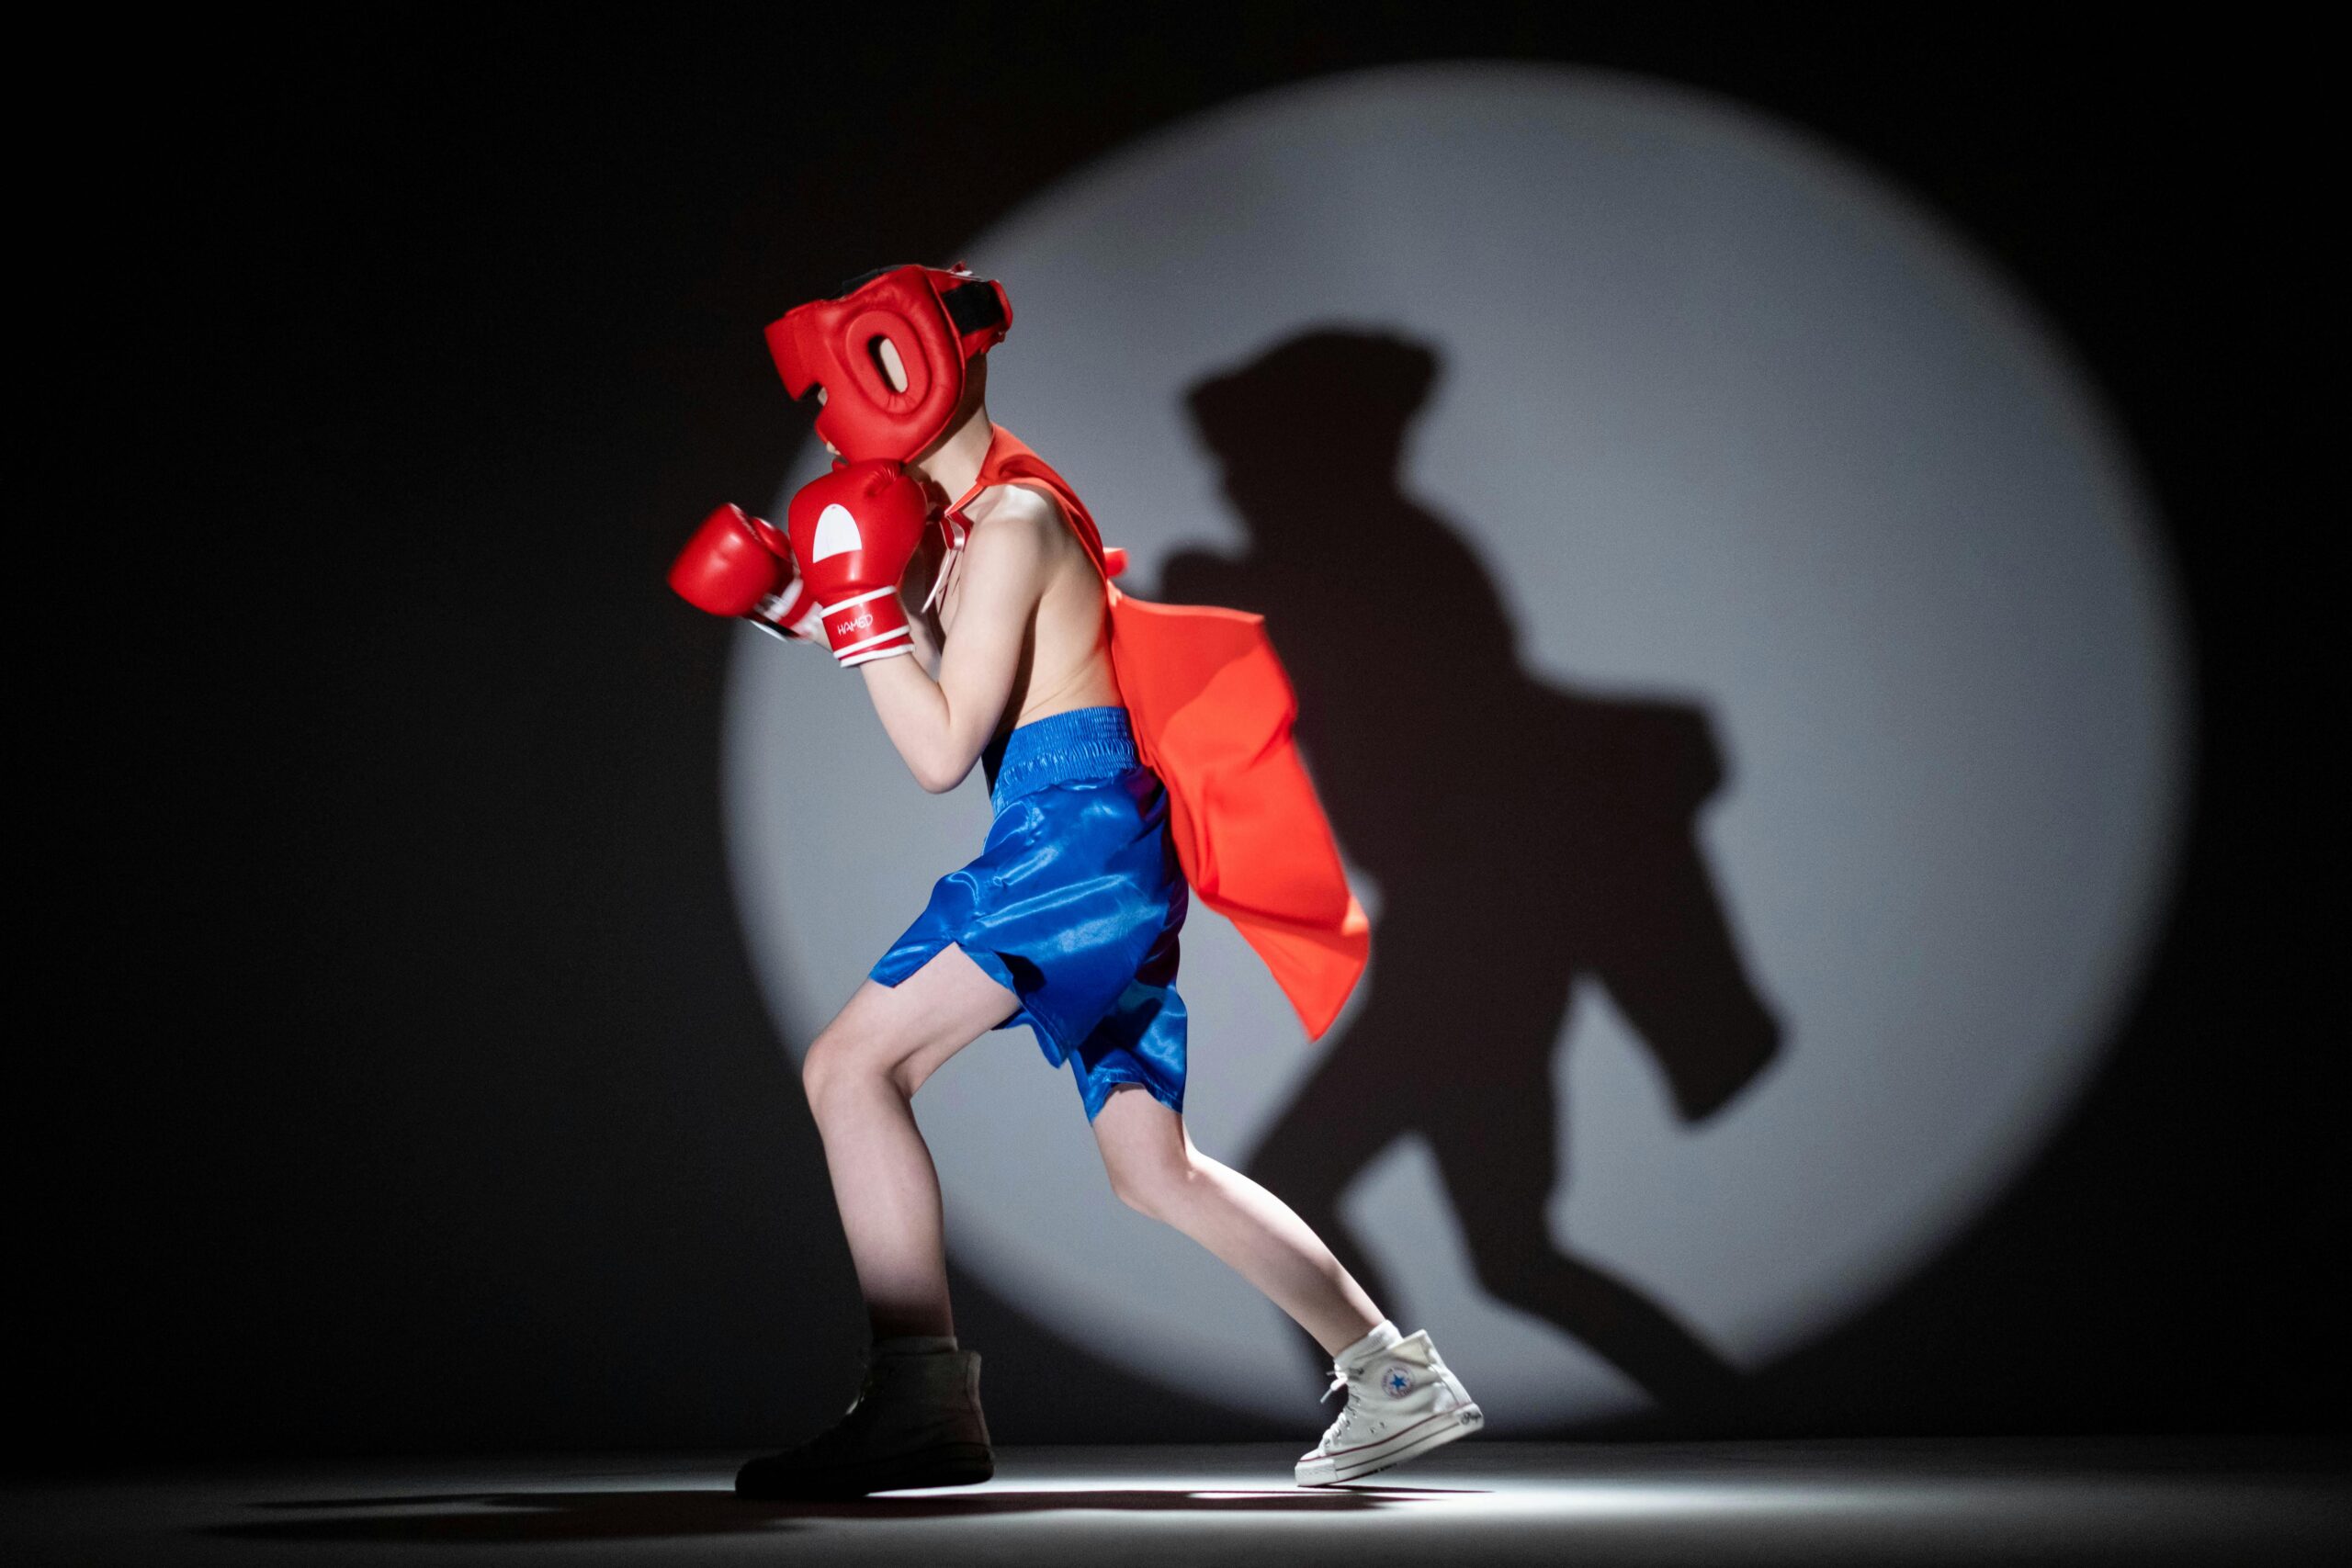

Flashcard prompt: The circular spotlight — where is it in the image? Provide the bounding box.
[725,63,2189,1428]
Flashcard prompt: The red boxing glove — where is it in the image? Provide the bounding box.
[786,459,931,667]
[670,503,776,615]
[668,503,825,643]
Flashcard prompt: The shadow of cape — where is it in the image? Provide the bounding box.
[1167,329,1785,1427]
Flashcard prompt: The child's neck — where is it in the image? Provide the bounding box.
[913,408,997,505]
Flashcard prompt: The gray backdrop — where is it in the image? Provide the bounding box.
[725,64,2188,1429]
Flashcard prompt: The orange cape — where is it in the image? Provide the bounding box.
[945,426,1370,1039]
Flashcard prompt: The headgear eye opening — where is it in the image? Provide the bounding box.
[865,333,908,397]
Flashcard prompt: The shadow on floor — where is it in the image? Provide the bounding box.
[209,1483,1477,1543]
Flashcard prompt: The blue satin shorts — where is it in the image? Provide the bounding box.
[869,705,1190,1121]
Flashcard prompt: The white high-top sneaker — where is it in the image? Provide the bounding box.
[1296,1323,1483,1485]
[735,1342,995,1499]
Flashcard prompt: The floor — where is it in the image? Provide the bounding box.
[9,1439,2346,1566]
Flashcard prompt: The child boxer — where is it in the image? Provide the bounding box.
[672,264,1481,1495]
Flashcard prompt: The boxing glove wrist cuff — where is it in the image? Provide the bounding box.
[822,583,900,614]
[752,577,826,644]
[819,583,912,665]
[834,620,912,656]
[840,637,913,668]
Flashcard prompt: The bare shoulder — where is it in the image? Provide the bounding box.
[964,479,1064,538]
[960,482,1069,569]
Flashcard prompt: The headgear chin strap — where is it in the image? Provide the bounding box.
[765,264,1012,463]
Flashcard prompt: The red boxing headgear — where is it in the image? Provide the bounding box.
[765,264,1013,463]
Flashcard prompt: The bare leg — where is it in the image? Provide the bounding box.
[800,943,1019,1342]
[1091,1084,1383,1355]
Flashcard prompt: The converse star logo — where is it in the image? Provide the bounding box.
[1383,1365,1414,1397]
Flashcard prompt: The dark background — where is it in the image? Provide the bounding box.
[23,8,2338,1462]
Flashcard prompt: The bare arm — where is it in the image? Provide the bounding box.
[899,527,948,673]
[859,491,1052,793]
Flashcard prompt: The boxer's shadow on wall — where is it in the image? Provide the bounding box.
[1165,330,1782,1424]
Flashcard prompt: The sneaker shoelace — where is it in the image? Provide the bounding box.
[1318,1366,1360,1448]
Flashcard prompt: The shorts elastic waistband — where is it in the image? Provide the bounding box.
[991,706,1140,812]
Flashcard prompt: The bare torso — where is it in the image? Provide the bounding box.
[925,480,1122,743]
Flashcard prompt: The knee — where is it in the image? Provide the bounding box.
[1106,1149,1197,1223]
[801,1025,913,1121]
[798,1031,850,1121]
